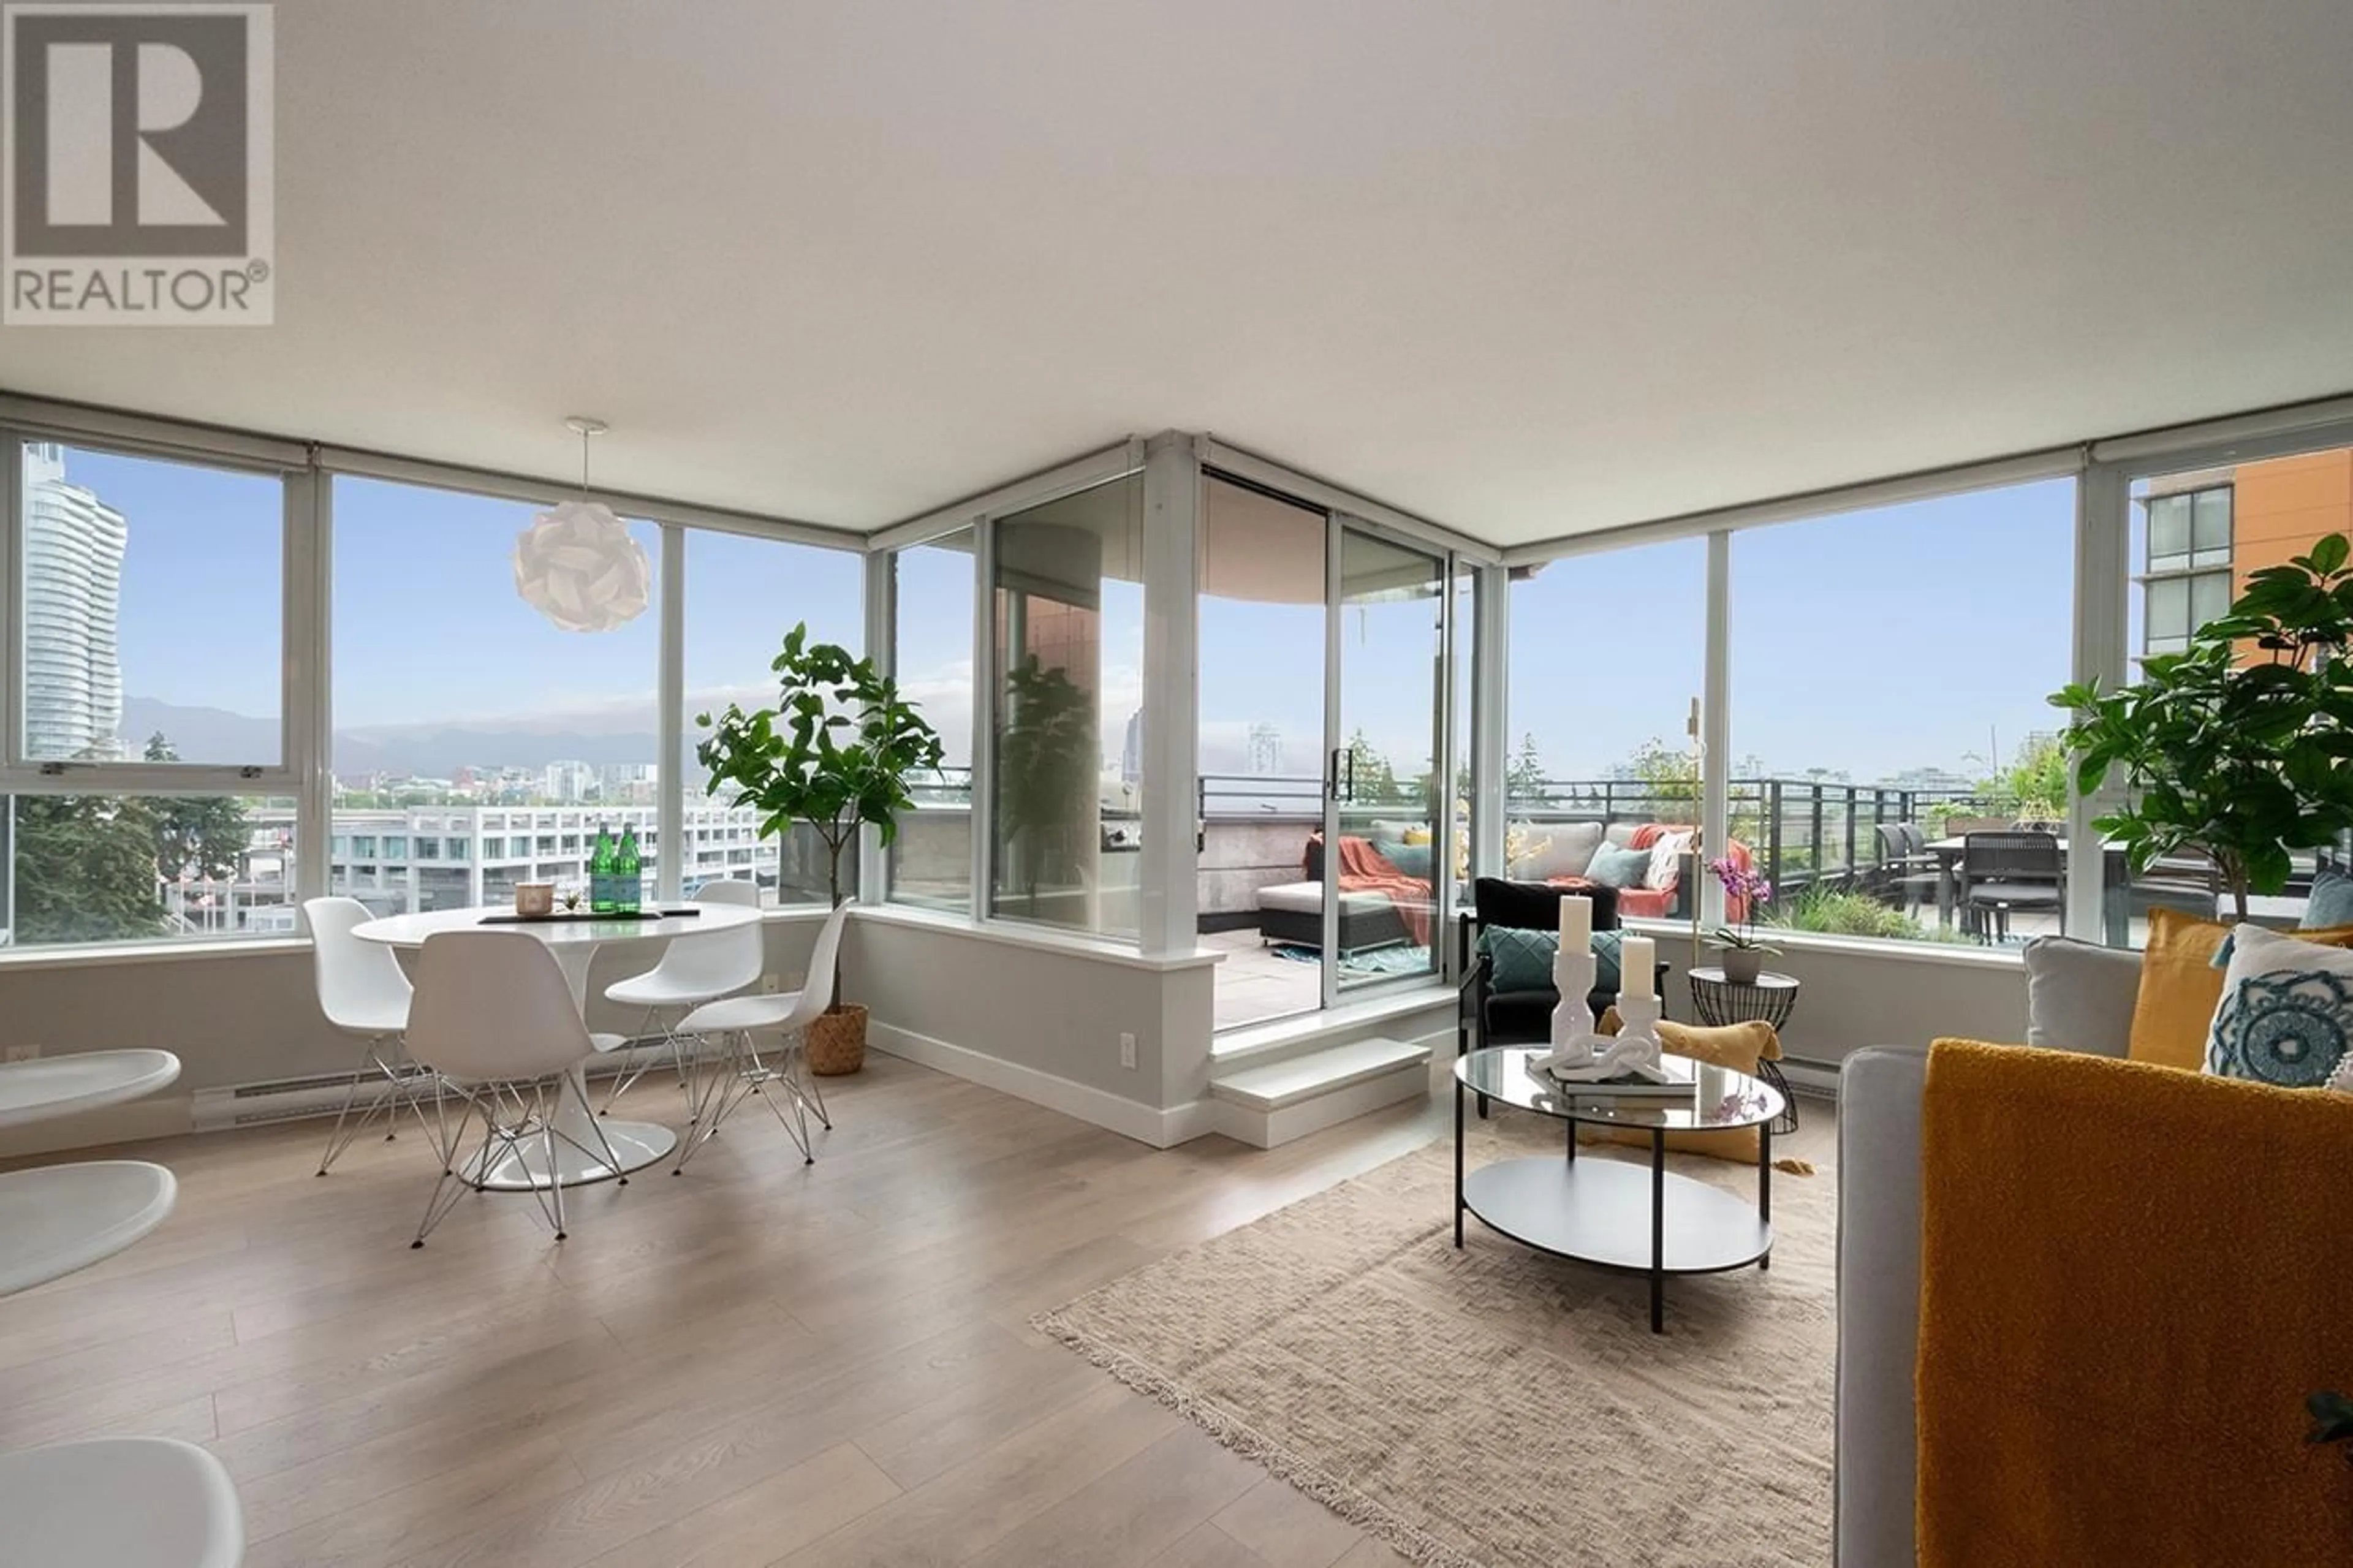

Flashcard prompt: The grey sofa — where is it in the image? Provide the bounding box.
[1833,936,2140,1567]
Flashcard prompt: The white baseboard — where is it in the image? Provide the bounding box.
[864,1021,1188,1148]
[0,1094,194,1160]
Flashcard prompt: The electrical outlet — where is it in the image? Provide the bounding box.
[4,1043,38,1064]
[761,974,782,994]
[1118,1032,1137,1070]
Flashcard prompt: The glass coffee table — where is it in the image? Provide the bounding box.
[1453,1046,1784,1333]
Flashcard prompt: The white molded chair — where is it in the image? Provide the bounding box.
[0,1435,243,1567]
[672,903,849,1171]
[303,896,426,1176]
[404,931,624,1248]
[599,879,765,1112]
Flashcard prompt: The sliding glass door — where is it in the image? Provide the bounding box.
[1323,520,1450,1004]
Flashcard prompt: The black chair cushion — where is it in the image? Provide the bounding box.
[1968,881,2061,904]
[1472,877,1621,933]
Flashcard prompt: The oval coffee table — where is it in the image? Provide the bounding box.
[1453,1046,1784,1333]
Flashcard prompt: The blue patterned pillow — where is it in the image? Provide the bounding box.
[2205,924,2353,1089]
[1477,926,1623,994]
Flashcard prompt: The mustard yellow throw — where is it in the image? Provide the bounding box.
[1917,1039,2353,1567]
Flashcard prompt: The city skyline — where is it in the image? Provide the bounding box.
[25,449,2109,795]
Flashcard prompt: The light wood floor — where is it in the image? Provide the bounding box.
[0,1055,1479,1568]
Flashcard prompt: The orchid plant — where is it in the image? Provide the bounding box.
[1705,857,1778,953]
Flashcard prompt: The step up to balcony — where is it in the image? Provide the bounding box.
[1207,1035,1431,1148]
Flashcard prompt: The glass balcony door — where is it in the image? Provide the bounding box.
[1322,520,1449,1005]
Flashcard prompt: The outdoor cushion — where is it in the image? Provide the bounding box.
[1514,822,1605,881]
[1371,839,1434,881]
[1967,881,2061,903]
[1586,844,1650,889]
[1256,882,1403,918]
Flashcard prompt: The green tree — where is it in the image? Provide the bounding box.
[1343,729,1408,805]
[12,793,166,942]
[1626,735,1699,808]
[1507,733,1547,802]
[2053,534,2353,917]
[144,733,253,882]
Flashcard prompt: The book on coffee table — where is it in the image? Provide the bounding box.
[1536,1058,1699,1097]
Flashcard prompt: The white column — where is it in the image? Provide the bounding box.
[1137,431,1201,958]
[288,465,333,904]
[1470,561,1509,883]
[2068,460,2126,941]
[1700,531,1732,933]
[656,524,686,903]
[858,544,889,906]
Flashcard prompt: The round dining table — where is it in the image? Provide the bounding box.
[351,904,763,1191]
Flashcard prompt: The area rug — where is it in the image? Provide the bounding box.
[1270,942,1434,975]
[1034,1119,1833,1567]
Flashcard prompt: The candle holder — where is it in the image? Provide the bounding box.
[1548,949,1594,1048]
[1549,991,1675,1083]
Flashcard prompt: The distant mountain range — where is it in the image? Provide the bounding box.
[121,695,666,778]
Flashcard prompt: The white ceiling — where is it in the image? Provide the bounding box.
[7,0,2353,547]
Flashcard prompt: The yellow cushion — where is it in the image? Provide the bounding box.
[2127,909,2353,1071]
[1585,1013,1782,1162]
[1401,826,1432,846]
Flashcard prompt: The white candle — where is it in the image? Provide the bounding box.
[1557,894,1591,955]
[1620,934,1655,999]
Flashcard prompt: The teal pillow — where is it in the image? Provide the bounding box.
[1586,844,1650,889]
[1477,926,1623,994]
[1373,839,1434,881]
[2305,868,2353,931]
[1479,926,1555,991]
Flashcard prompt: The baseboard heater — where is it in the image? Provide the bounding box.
[189,1036,705,1134]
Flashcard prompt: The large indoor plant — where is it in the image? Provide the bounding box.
[2050,534,2353,918]
[697,623,944,1073]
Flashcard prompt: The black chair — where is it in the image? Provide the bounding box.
[1875,823,1941,916]
[1960,830,2062,943]
[1457,878,1667,1117]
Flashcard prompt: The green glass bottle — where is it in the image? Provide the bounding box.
[589,822,615,914]
[616,825,642,914]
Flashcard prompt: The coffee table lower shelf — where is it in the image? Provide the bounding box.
[1458,1156,1773,1330]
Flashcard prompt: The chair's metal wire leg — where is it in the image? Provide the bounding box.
[544,1088,567,1241]
[757,1043,814,1165]
[412,1097,494,1248]
[599,1007,672,1113]
[549,1071,631,1186]
[792,1040,832,1131]
[318,1034,396,1175]
[672,1031,752,1175]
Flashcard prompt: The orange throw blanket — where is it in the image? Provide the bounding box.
[1334,835,1432,947]
[1917,1040,2353,1567]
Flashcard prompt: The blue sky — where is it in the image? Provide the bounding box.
[58,446,2077,786]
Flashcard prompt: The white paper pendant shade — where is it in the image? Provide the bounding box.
[513,498,650,633]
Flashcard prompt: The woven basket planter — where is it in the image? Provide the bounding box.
[805,1004,868,1076]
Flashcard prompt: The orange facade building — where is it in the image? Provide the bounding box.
[2137,447,2353,661]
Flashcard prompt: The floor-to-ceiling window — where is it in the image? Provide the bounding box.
[887,528,977,912]
[1730,480,2075,947]
[682,527,863,904]
[988,471,1146,937]
[1196,475,1328,1028]
[1504,539,1707,925]
[5,441,298,946]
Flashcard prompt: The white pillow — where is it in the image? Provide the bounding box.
[1646,830,1694,892]
[1520,821,1604,881]
[2205,923,2353,1089]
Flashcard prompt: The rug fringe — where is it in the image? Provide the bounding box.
[1773,1156,1815,1176]
[1031,1308,1492,1568]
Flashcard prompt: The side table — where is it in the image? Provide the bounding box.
[1687,966,1800,1134]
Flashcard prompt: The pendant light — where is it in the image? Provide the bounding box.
[512,416,651,632]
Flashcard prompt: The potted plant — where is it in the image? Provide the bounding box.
[1704,857,1778,983]
[2051,534,2353,919]
[696,623,944,1074]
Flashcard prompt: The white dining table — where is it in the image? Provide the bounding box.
[352,903,763,1191]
